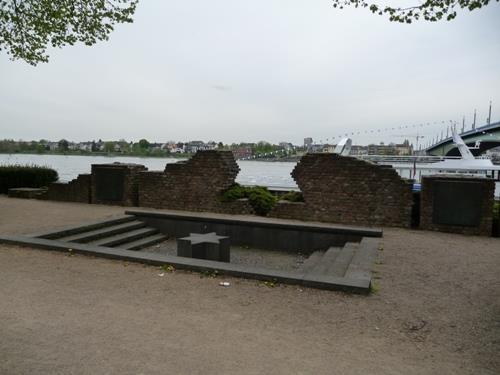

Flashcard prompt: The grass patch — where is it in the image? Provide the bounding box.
[160,264,175,273]
[200,269,220,278]
[370,280,381,294]
[261,278,279,288]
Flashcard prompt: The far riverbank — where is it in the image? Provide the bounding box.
[0,154,298,188]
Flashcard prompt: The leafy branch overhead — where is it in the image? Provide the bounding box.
[1,1,498,66]
[0,0,138,65]
[332,0,498,22]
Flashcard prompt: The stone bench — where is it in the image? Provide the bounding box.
[8,188,47,199]
[177,232,230,262]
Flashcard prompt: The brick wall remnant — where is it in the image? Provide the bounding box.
[138,151,243,212]
[269,153,413,227]
[420,175,494,236]
[91,163,147,206]
[45,174,91,203]
[269,201,306,220]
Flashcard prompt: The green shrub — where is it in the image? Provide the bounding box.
[0,164,58,194]
[219,184,247,202]
[220,184,277,216]
[247,187,277,216]
[280,191,304,202]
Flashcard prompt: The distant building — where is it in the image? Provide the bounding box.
[310,144,324,153]
[47,142,59,151]
[394,139,413,155]
[67,142,78,151]
[77,142,93,152]
[206,141,217,150]
[279,142,293,151]
[349,145,368,156]
[367,140,413,155]
[322,144,335,153]
[185,141,210,153]
[232,146,253,159]
[368,143,396,155]
[304,137,313,150]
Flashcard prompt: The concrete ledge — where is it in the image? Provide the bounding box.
[126,209,383,237]
[28,215,135,239]
[0,235,371,294]
[8,188,47,199]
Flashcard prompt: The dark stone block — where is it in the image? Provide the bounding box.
[91,163,147,206]
[94,167,125,202]
[177,232,230,262]
[432,181,483,227]
[420,176,495,236]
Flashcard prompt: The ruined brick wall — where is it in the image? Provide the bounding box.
[44,174,91,203]
[269,201,307,220]
[91,164,147,206]
[420,176,495,236]
[269,154,413,227]
[138,151,242,212]
[214,199,254,215]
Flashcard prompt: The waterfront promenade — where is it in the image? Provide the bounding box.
[0,196,499,374]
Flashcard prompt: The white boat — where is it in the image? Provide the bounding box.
[353,129,500,196]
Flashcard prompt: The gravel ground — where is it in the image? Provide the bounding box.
[1,196,499,375]
[142,239,308,271]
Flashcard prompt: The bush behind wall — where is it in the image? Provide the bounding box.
[220,184,277,216]
[0,164,59,194]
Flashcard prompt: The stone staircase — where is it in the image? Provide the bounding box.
[37,215,167,251]
[300,238,378,280]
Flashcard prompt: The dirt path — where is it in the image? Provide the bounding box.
[1,197,499,375]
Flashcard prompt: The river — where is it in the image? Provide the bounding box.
[0,154,298,188]
[1,153,499,196]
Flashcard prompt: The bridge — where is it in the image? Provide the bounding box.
[426,120,500,156]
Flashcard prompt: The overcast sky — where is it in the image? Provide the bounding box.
[1,0,499,145]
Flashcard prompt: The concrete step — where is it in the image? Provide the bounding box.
[308,246,342,275]
[344,238,379,281]
[326,242,358,278]
[59,221,147,243]
[35,215,137,239]
[92,227,159,247]
[120,233,168,251]
[299,250,325,273]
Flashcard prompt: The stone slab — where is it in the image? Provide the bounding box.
[433,180,483,227]
[177,232,230,262]
[8,188,46,199]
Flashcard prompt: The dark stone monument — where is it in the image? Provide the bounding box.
[177,232,230,262]
[420,175,495,235]
[91,163,147,206]
[94,167,124,202]
[432,180,483,226]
